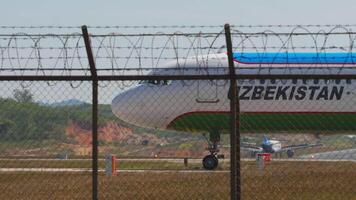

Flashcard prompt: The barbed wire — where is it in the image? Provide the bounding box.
[2,24,356,29]
[1,25,356,88]
[0,25,224,29]
[2,32,356,38]
[2,45,354,50]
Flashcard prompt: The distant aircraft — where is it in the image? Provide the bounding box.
[241,136,322,158]
[112,52,356,170]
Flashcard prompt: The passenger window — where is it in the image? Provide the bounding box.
[146,80,172,85]
[149,80,160,85]
[161,80,172,85]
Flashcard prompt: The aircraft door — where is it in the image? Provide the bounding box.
[196,80,219,103]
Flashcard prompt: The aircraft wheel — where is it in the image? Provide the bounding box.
[287,149,294,158]
[203,155,218,170]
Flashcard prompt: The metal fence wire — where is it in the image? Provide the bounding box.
[0,24,355,200]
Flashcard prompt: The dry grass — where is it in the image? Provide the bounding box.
[0,159,230,170]
[241,161,356,200]
[0,161,355,200]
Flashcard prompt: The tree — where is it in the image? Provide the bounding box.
[13,89,33,103]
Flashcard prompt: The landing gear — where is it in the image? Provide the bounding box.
[202,129,221,170]
[203,155,218,170]
[287,149,294,158]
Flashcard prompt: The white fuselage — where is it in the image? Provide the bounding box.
[268,140,282,152]
[111,53,356,131]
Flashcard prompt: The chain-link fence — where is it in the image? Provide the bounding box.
[0,81,93,199]
[0,24,355,200]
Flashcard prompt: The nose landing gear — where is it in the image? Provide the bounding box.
[287,149,295,158]
[203,154,219,170]
[202,130,221,170]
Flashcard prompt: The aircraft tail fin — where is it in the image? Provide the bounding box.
[263,135,270,145]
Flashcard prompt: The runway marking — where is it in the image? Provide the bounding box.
[243,158,356,162]
[0,158,354,163]
[0,158,354,173]
[0,168,229,173]
[0,158,229,164]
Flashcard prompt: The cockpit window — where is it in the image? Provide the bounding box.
[139,80,172,85]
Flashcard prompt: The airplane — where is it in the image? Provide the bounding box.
[111,52,356,170]
[240,135,323,158]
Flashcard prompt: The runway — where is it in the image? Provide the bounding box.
[0,148,355,174]
[0,157,227,163]
[300,148,356,160]
[0,158,354,173]
[0,154,355,163]
[0,168,229,173]
[1,147,355,162]
[243,158,356,162]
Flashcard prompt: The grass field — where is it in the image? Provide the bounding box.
[0,159,230,170]
[0,161,355,199]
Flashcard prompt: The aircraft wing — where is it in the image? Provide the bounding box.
[280,143,323,151]
[240,145,263,153]
[225,142,263,152]
[223,144,263,152]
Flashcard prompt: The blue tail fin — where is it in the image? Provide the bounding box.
[263,136,270,145]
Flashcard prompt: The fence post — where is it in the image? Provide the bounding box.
[81,25,99,200]
[224,23,241,200]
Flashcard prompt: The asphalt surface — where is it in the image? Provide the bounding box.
[0,154,355,173]
[0,149,355,174]
[300,148,356,160]
[0,168,229,173]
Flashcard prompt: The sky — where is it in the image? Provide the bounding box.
[1,0,356,26]
[1,0,356,104]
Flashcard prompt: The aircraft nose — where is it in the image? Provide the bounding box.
[111,85,167,129]
[111,86,149,125]
[111,90,134,121]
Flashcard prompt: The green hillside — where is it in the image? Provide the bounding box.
[0,98,118,141]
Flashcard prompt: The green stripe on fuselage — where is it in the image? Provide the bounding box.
[168,112,356,134]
